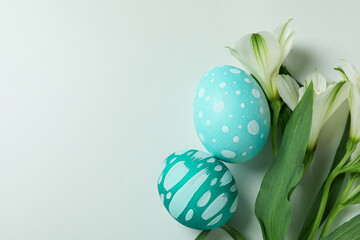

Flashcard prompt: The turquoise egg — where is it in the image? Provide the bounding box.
[193,65,270,163]
[157,149,238,230]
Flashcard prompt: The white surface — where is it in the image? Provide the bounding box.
[0,0,360,239]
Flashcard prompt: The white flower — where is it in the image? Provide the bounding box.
[336,61,360,142]
[228,19,296,100]
[277,71,350,150]
[273,20,297,66]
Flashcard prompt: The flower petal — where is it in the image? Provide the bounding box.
[276,75,300,110]
[298,87,306,100]
[339,60,360,92]
[305,71,327,95]
[335,61,360,141]
[318,81,349,124]
[232,32,281,99]
[273,19,297,63]
[308,81,350,149]
[349,86,360,141]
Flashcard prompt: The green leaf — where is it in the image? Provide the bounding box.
[220,225,246,240]
[194,225,246,240]
[279,65,293,78]
[322,214,360,240]
[298,115,351,240]
[195,230,211,240]
[255,82,314,240]
[279,104,292,134]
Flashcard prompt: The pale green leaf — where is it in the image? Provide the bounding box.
[255,82,314,240]
[322,214,360,240]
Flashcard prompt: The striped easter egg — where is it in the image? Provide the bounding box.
[157,149,238,230]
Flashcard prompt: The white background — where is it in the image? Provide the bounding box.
[1,0,360,239]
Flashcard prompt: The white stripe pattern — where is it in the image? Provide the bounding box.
[163,161,189,190]
[230,196,238,213]
[207,214,222,226]
[220,170,233,186]
[169,169,209,218]
[202,193,228,220]
[192,151,212,160]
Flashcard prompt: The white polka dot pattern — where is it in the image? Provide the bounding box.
[193,65,270,163]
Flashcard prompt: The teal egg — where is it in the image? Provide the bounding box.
[193,65,270,163]
[157,149,238,230]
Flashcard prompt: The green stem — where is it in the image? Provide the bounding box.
[353,151,360,162]
[304,149,315,172]
[320,204,342,238]
[307,140,357,240]
[339,151,360,173]
[320,174,357,238]
[345,151,360,167]
[195,225,245,240]
[345,176,360,200]
[270,99,283,157]
[195,230,211,240]
[344,191,360,205]
[339,163,360,174]
[347,186,360,201]
[340,175,358,202]
[220,225,246,240]
[307,172,338,240]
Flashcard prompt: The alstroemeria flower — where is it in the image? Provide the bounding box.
[277,71,349,150]
[336,61,360,142]
[228,19,296,100]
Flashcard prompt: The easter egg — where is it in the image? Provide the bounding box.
[193,65,270,163]
[157,149,238,230]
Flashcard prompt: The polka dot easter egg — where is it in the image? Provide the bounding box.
[193,65,270,163]
[157,149,238,230]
